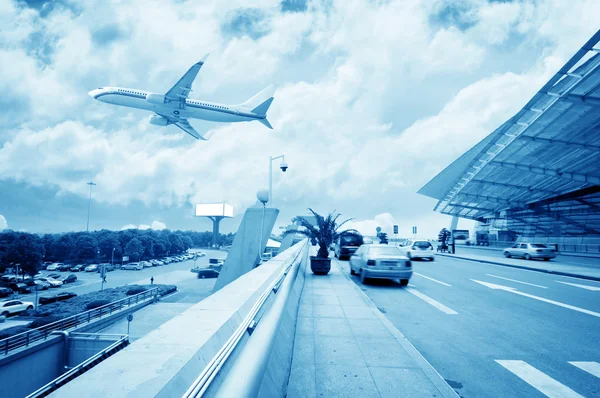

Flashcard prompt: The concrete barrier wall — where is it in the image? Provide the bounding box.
[67,335,121,368]
[49,242,307,398]
[0,336,65,398]
[256,242,308,397]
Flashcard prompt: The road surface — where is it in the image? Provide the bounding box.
[337,255,600,397]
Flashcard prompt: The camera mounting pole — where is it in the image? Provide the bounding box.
[269,154,287,206]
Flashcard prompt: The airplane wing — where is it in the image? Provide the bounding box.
[155,113,214,141]
[165,54,209,101]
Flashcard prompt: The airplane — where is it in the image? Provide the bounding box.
[88,54,276,140]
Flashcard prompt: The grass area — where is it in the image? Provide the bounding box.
[0,284,176,340]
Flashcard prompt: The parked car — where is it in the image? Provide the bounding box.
[140,261,153,268]
[208,258,225,267]
[59,274,78,284]
[0,287,13,298]
[96,264,115,273]
[70,264,85,272]
[46,263,64,271]
[334,234,364,260]
[58,264,72,271]
[46,273,62,280]
[398,240,435,261]
[85,264,99,272]
[0,274,18,283]
[39,292,78,305]
[7,283,32,294]
[0,300,34,316]
[34,277,63,288]
[503,243,557,260]
[22,279,50,290]
[349,244,412,286]
[122,262,144,271]
[196,268,220,279]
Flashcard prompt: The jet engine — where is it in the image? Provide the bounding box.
[149,115,169,126]
[146,93,166,104]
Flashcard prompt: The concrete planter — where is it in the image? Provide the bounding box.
[310,257,331,275]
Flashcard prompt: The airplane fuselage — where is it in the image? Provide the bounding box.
[88,86,263,124]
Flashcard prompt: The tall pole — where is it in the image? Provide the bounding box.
[268,154,285,206]
[257,202,266,266]
[86,181,96,232]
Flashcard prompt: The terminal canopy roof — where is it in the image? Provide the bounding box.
[419,30,600,236]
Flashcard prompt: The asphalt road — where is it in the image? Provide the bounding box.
[337,255,600,398]
[454,245,600,268]
[9,249,227,305]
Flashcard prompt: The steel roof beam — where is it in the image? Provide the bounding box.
[456,193,526,208]
[564,93,600,107]
[491,160,600,185]
[469,180,560,194]
[527,207,600,235]
[516,135,600,151]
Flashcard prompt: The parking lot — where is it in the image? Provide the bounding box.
[1,249,227,306]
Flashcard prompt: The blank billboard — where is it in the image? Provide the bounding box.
[195,203,234,218]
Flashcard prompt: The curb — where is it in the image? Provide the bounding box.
[333,260,459,398]
[437,253,600,282]
[455,245,600,260]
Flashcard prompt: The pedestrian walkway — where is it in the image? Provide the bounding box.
[438,252,600,281]
[287,259,458,398]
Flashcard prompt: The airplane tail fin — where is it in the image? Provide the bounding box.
[240,84,277,116]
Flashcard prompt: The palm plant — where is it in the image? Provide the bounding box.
[284,209,362,259]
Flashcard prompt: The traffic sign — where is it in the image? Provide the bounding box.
[412,226,417,235]
[393,225,398,234]
[127,314,133,322]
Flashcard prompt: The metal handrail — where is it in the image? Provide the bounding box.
[26,333,129,398]
[182,240,307,398]
[1,287,158,355]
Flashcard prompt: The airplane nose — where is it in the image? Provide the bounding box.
[88,90,98,99]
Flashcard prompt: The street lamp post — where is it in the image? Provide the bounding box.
[86,181,97,232]
[268,155,288,206]
[256,190,269,267]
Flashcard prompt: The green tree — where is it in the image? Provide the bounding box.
[138,234,155,260]
[182,236,193,250]
[378,232,389,244]
[98,233,122,260]
[4,233,45,277]
[168,233,184,254]
[74,234,99,261]
[41,234,56,261]
[125,238,144,262]
[51,233,75,261]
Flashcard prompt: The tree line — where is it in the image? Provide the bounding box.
[0,229,235,277]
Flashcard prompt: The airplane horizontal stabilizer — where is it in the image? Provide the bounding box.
[258,118,273,129]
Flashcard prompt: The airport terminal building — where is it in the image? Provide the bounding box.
[419,30,600,253]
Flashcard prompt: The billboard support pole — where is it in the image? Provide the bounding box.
[207,216,224,249]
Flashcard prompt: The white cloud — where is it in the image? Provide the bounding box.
[1,0,599,232]
[0,214,7,230]
[151,221,166,230]
[120,220,167,231]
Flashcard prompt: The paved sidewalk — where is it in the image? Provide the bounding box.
[287,258,458,398]
[438,252,600,281]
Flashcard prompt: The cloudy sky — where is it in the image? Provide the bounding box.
[0,0,598,238]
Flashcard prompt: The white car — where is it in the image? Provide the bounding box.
[0,299,34,317]
[503,243,557,261]
[398,240,435,261]
[85,264,99,272]
[46,263,62,271]
[349,244,412,285]
[141,261,153,268]
[34,276,63,287]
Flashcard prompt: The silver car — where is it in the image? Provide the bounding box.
[349,244,412,286]
[398,240,435,261]
[504,243,556,261]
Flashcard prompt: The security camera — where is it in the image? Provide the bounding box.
[280,161,288,172]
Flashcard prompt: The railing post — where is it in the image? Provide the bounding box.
[88,311,91,323]
[5,337,8,354]
[26,332,30,347]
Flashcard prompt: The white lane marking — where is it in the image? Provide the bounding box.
[496,360,584,398]
[486,274,548,289]
[406,288,458,315]
[472,279,600,318]
[413,272,451,287]
[408,284,417,288]
[569,361,600,378]
[555,281,600,291]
